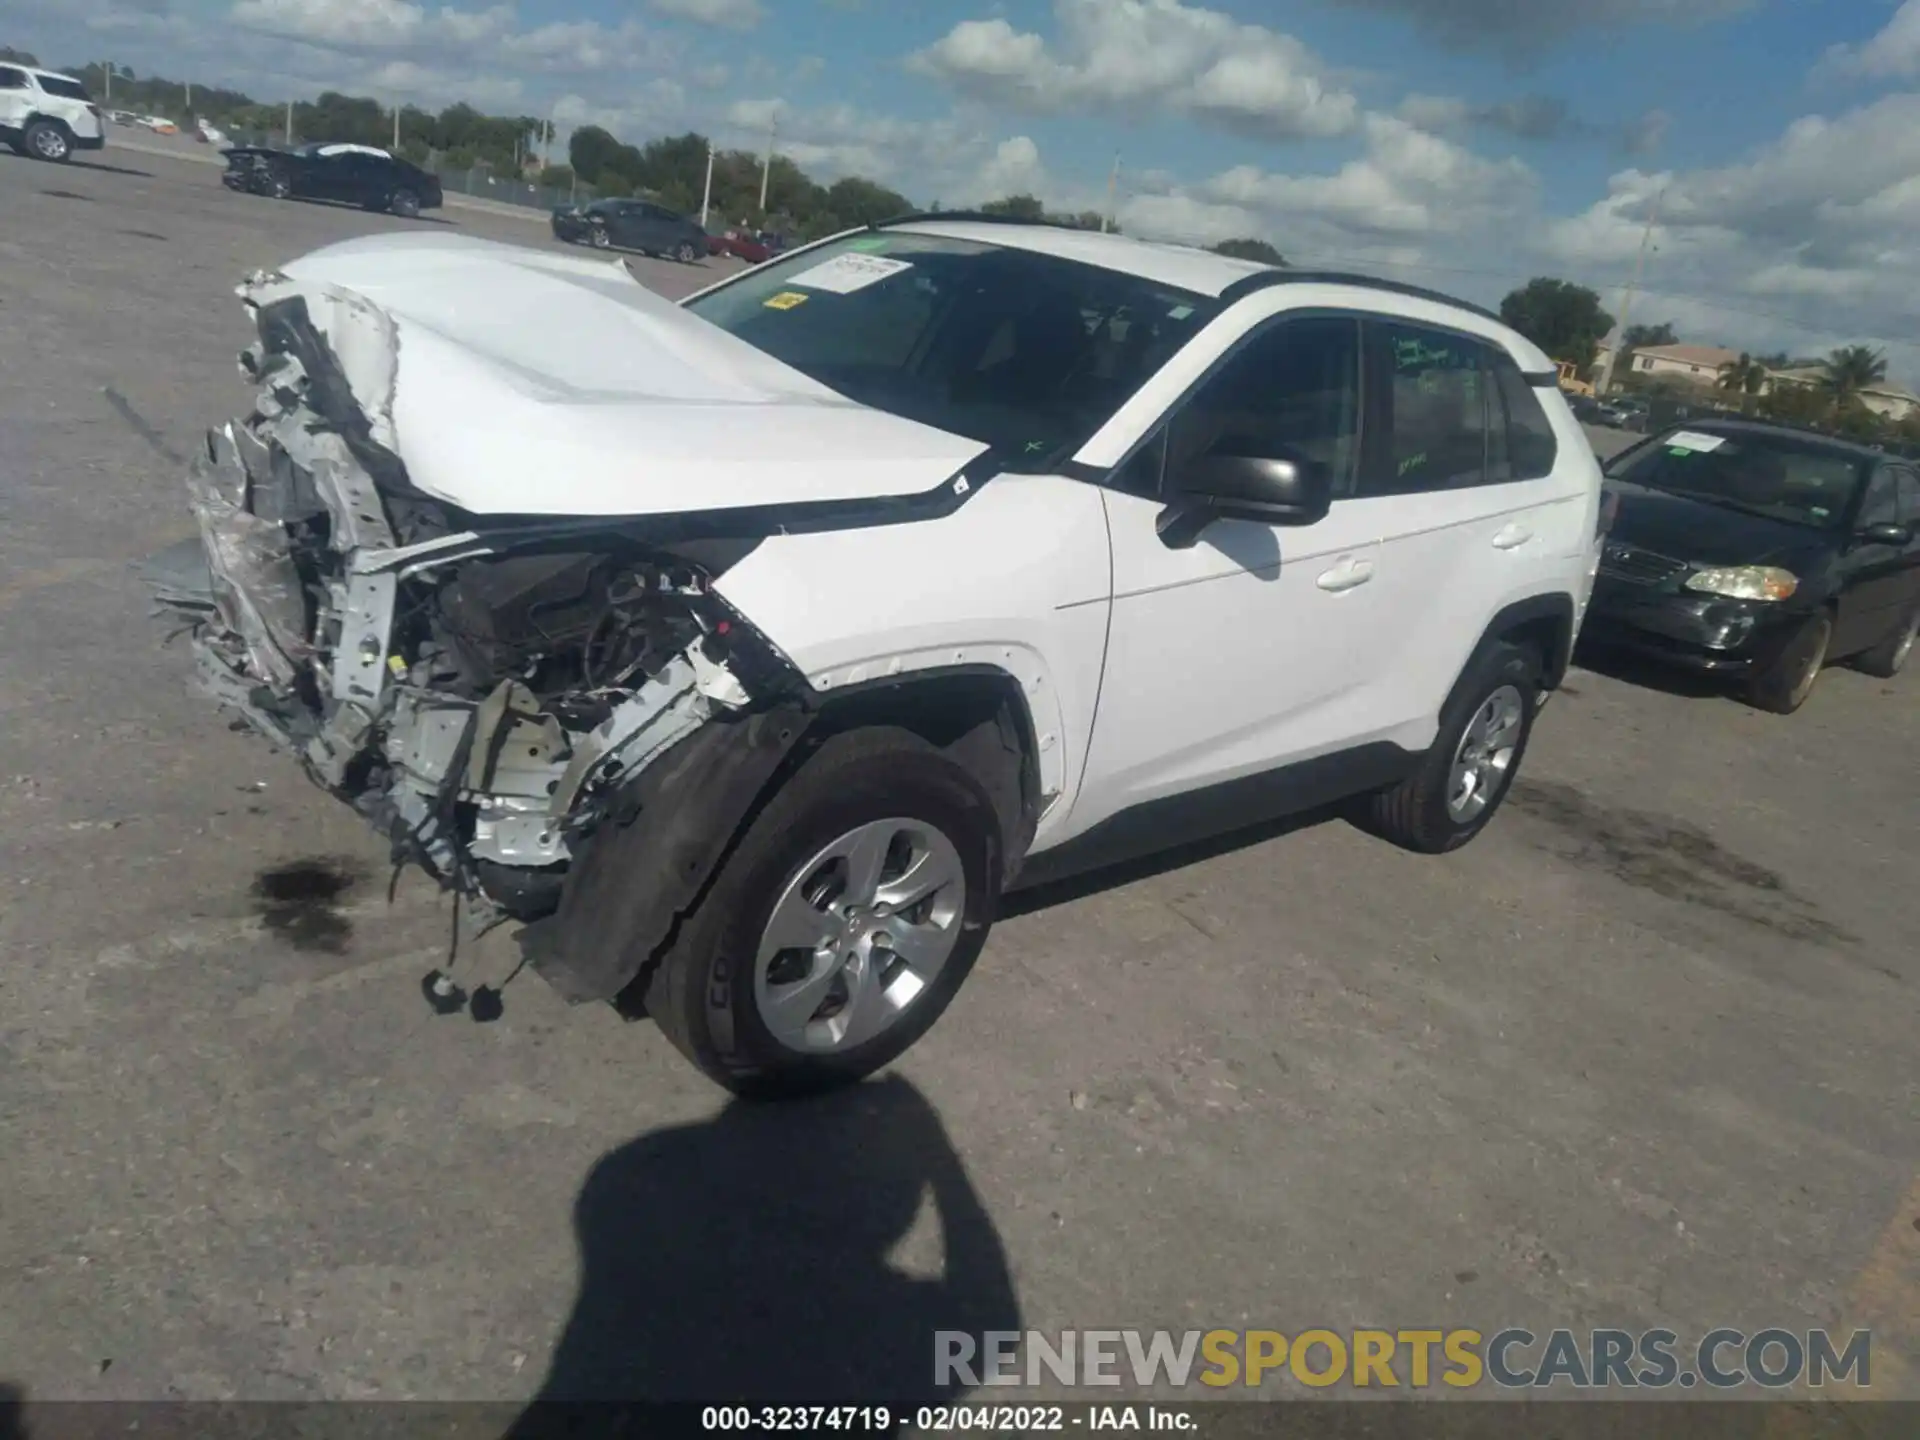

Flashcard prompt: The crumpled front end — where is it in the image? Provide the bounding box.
[154,269,801,927]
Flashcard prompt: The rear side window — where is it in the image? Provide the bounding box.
[1362,320,1489,496]
[35,74,91,101]
[1493,359,1559,481]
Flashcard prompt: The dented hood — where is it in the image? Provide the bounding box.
[258,232,990,518]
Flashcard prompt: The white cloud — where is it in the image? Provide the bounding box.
[1822,0,1920,80]
[226,0,667,73]
[647,0,764,31]
[909,0,1360,141]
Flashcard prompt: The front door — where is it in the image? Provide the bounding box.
[1068,314,1402,841]
[1835,465,1915,653]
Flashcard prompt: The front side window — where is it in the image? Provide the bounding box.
[1609,429,1867,530]
[682,231,1212,472]
[1163,316,1361,499]
[1362,321,1489,496]
[1894,468,1920,526]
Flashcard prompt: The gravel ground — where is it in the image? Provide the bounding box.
[1,146,1915,1412]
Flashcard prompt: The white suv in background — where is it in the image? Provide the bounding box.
[155,218,1604,1096]
[0,64,106,163]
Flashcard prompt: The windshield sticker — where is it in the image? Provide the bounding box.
[1665,430,1726,453]
[785,252,915,294]
[763,291,810,311]
[847,236,893,252]
[1168,305,1194,320]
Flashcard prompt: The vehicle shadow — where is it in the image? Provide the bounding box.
[1572,642,1735,702]
[507,1075,1018,1436]
[70,159,151,178]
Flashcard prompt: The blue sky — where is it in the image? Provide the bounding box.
[8,0,1920,379]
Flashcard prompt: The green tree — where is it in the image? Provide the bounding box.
[1498,277,1614,373]
[1716,352,1768,413]
[0,46,40,65]
[1820,345,1889,414]
[980,193,1046,220]
[824,175,912,226]
[1210,237,1286,266]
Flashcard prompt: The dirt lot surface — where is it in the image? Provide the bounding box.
[2,146,1916,1410]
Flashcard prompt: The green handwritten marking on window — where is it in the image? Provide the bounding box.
[1398,451,1428,476]
[1025,440,1047,453]
[1393,336,1461,372]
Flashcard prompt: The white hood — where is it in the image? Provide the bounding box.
[262,232,990,518]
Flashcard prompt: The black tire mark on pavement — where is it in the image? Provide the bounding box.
[101,386,185,465]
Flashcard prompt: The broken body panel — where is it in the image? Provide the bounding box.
[156,234,1105,1006]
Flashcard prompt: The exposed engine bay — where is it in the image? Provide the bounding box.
[152,280,801,926]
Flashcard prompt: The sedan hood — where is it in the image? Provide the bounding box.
[1605,480,1833,568]
[257,232,990,518]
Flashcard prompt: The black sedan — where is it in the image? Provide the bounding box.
[1581,419,1920,712]
[221,142,443,218]
[551,197,707,262]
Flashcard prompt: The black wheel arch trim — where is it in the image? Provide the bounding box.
[1472,592,1578,696]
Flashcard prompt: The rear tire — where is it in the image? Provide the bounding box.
[641,728,1002,1100]
[675,240,699,263]
[1361,641,1539,854]
[24,120,72,163]
[1747,611,1830,713]
[1852,607,1918,679]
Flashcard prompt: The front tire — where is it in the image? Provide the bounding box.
[1747,611,1830,713]
[675,240,699,263]
[589,225,610,249]
[642,728,1002,1100]
[388,188,421,219]
[1852,606,1917,679]
[1362,641,1539,854]
[24,120,73,163]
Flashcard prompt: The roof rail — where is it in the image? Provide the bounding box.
[868,209,1078,232]
[1214,268,1503,324]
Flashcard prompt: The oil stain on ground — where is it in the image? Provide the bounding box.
[1508,779,1856,949]
[251,857,368,954]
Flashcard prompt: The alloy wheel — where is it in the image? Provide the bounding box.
[753,818,968,1055]
[1447,684,1526,823]
[30,126,69,161]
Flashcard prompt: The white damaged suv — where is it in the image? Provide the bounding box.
[0,63,106,163]
[153,218,1603,1096]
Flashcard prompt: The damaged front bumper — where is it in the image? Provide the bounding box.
[153,273,802,957]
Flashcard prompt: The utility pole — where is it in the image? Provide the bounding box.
[1597,185,1665,396]
[392,100,400,151]
[285,98,294,146]
[700,138,715,227]
[184,78,192,112]
[758,113,777,216]
[102,61,111,103]
[1102,153,1120,233]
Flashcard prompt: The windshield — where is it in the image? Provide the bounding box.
[682,231,1213,470]
[1609,427,1867,529]
[36,75,91,101]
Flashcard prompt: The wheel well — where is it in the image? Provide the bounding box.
[1488,595,1576,689]
[26,113,73,133]
[811,667,1043,883]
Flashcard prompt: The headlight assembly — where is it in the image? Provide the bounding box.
[1683,565,1799,601]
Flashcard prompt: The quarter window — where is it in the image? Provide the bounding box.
[1163,316,1362,501]
[1860,469,1900,527]
[1892,467,1920,527]
[0,67,29,90]
[1363,321,1490,495]
[1493,359,1559,481]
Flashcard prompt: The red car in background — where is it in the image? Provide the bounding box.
[706,228,788,264]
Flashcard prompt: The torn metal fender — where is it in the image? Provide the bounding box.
[525,703,810,1004]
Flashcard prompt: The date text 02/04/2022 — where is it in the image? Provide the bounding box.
[699,1405,1198,1432]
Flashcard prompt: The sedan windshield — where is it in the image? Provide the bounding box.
[682,230,1213,470]
[1608,427,1867,529]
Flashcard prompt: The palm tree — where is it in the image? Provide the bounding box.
[1716,352,1768,413]
[1820,345,1888,416]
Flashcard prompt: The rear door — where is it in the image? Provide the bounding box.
[1347,318,1590,747]
[0,66,30,131]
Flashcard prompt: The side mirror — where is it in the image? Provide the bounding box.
[1157,449,1332,549]
[1859,520,1914,547]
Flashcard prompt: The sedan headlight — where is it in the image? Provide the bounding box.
[1684,565,1799,601]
